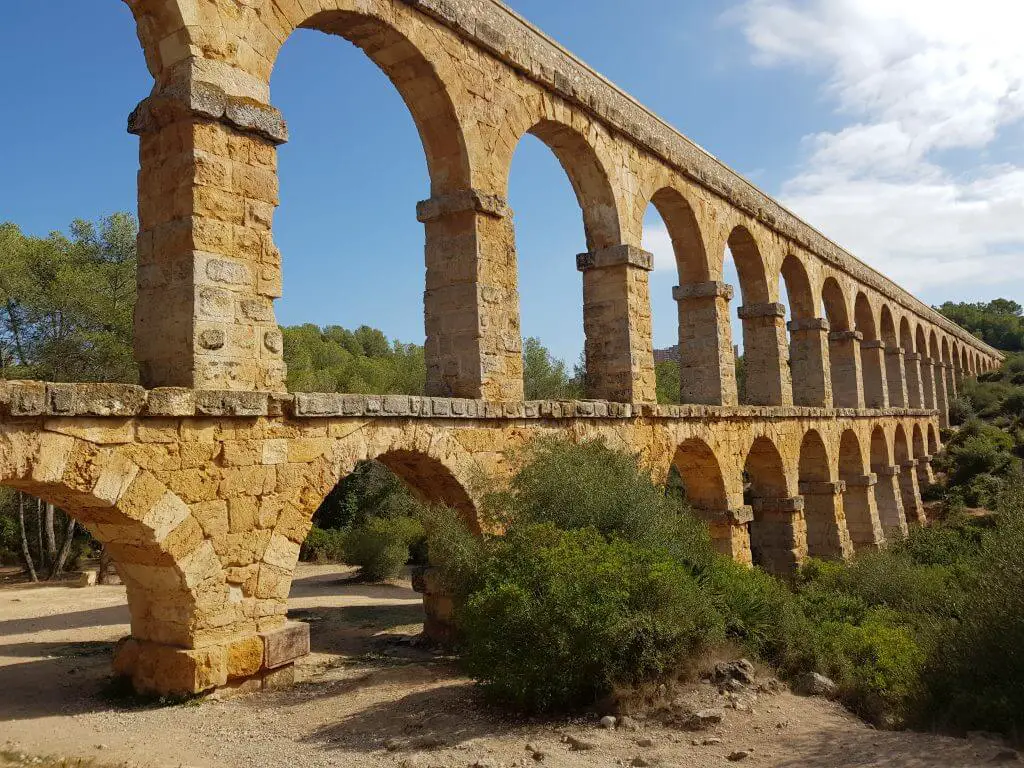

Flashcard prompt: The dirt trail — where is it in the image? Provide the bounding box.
[0,564,1015,768]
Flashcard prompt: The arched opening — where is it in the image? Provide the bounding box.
[509,120,624,401]
[893,424,923,525]
[839,429,882,551]
[725,227,788,406]
[782,255,828,407]
[298,446,479,649]
[900,316,923,408]
[0,432,230,699]
[870,426,906,540]
[822,278,860,408]
[927,424,940,455]
[267,10,473,398]
[855,293,886,408]
[880,306,905,407]
[744,436,802,573]
[798,430,849,559]
[916,326,936,409]
[669,439,741,558]
[941,337,955,421]
[644,187,710,405]
[930,329,948,423]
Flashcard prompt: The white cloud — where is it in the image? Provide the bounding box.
[731,0,1024,294]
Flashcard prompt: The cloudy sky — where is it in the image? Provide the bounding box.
[1,1,1021,364]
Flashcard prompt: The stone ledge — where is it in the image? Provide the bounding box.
[416,189,511,222]
[0,382,946,422]
[576,245,654,272]
[672,281,734,301]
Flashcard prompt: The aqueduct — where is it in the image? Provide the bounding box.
[2,0,1003,696]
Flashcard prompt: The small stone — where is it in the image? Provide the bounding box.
[714,659,756,686]
[685,708,724,730]
[600,715,617,729]
[630,757,650,767]
[792,672,838,698]
[728,751,750,762]
[993,750,1020,762]
[563,735,595,751]
[618,715,640,731]
[384,738,403,752]
[531,750,546,762]
[636,738,654,748]
[703,738,722,746]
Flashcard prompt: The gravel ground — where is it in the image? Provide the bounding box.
[0,564,1017,768]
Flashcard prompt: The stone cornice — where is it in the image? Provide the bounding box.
[400,0,1001,360]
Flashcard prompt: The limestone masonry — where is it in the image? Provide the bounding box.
[1,0,1002,695]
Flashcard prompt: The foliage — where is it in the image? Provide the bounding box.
[283,324,426,395]
[937,299,1024,352]
[341,514,425,582]
[655,360,680,404]
[458,523,722,712]
[299,526,347,564]
[0,215,138,383]
[522,337,583,400]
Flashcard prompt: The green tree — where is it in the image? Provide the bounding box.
[522,337,582,400]
[936,299,1024,352]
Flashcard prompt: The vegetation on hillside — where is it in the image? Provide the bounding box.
[937,298,1024,352]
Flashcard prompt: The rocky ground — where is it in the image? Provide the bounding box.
[0,564,1019,768]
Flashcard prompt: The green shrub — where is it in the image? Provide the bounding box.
[483,437,715,574]
[458,523,722,712]
[813,609,926,726]
[301,526,347,563]
[947,396,974,426]
[342,514,425,581]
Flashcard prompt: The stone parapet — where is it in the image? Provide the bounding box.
[0,381,946,422]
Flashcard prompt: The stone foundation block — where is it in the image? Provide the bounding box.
[226,634,265,679]
[115,638,228,696]
[260,621,309,669]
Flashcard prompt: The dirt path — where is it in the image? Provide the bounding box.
[0,564,1016,768]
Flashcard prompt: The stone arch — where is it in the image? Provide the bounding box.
[927,423,940,455]
[670,438,745,560]
[912,423,927,458]
[513,119,622,251]
[822,278,860,408]
[880,306,906,406]
[799,430,850,559]
[0,425,230,693]
[782,254,828,407]
[870,425,906,540]
[855,293,886,408]
[649,186,709,282]
[274,8,471,195]
[916,325,936,409]
[743,436,803,573]
[893,424,924,526]
[725,227,789,406]
[838,429,882,550]
[375,449,480,534]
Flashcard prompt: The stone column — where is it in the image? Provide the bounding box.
[934,362,950,427]
[737,303,793,406]
[787,318,832,408]
[917,455,936,488]
[945,362,958,401]
[905,352,925,408]
[860,340,889,409]
[829,330,865,409]
[798,480,853,560]
[577,245,656,403]
[412,566,456,645]
[129,85,289,391]
[874,465,908,541]
[748,497,808,575]
[694,506,753,566]
[920,357,937,409]
[418,190,523,401]
[842,473,885,551]
[674,281,738,405]
[885,347,909,407]
[899,459,927,525]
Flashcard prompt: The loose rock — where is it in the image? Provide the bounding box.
[728,750,750,761]
[793,672,838,698]
[600,715,617,729]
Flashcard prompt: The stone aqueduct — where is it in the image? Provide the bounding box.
[2,0,1002,696]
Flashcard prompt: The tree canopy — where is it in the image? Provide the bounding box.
[937,299,1024,352]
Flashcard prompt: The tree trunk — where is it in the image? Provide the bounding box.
[98,546,114,585]
[44,502,57,563]
[35,497,44,571]
[17,493,38,582]
[49,515,77,580]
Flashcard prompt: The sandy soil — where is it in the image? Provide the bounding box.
[0,563,1017,768]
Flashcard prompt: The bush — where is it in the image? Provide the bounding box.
[342,514,425,581]
[458,523,722,712]
[947,396,974,426]
[301,526,346,563]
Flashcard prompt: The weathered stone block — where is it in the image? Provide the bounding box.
[260,621,309,669]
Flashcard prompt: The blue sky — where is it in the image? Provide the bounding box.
[2,1,1021,365]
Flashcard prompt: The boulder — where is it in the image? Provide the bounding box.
[793,672,838,698]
